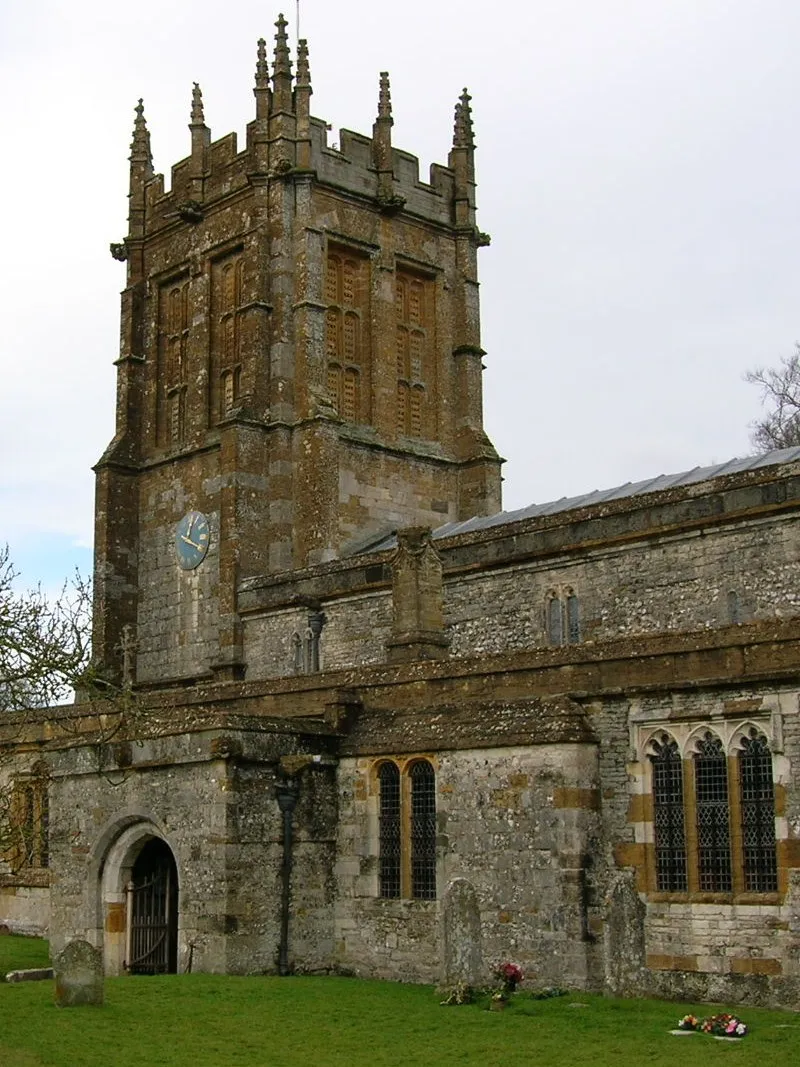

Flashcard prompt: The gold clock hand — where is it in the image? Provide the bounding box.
[181,535,202,550]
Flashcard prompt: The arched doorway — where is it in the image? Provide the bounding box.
[127,837,179,974]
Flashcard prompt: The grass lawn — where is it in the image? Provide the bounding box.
[0,934,51,972]
[1,939,798,1066]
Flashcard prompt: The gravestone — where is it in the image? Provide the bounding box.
[54,939,104,1007]
[441,878,483,988]
[604,869,646,997]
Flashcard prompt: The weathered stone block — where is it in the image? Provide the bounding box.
[54,940,103,1007]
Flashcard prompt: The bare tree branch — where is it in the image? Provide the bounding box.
[0,546,139,866]
[745,345,800,452]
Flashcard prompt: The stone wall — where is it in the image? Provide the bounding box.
[240,484,800,679]
[0,883,49,937]
[45,726,337,977]
[135,457,221,684]
[446,516,800,657]
[335,743,601,987]
[594,684,800,1006]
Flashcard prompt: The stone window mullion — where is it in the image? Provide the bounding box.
[683,757,700,894]
[728,755,746,895]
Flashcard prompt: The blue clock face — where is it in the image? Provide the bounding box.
[175,511,210,570]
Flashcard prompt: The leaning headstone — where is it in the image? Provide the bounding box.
[54,940,104,1007]
[440,878,483,989]
[604,869,646,997]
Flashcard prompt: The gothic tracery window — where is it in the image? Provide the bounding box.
[643,726,779,898]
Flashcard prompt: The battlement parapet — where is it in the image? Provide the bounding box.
[125,16,474,241]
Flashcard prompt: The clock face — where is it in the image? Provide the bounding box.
[175,511,210,570]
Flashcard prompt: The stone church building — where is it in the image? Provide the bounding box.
[3,16,800,1007]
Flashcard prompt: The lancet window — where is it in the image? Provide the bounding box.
[5,776,49,872]
[546,589,581,646]
[377,758,437,900]
[649,733,687,891]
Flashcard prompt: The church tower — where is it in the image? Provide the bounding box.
[93,16,501,687]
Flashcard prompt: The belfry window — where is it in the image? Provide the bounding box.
[377,758,437,900]
[210,252,246,423]
[157,276,190,446]
[326,250,368,423]
[395,270,433,438]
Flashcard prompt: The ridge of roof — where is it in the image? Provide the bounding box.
[363,445,800,554]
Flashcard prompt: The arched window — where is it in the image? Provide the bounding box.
[738,730,778,892]
[566,594,581,644]
[376,758,437,900]
[546,591,582,647]
[8,776,49,871]
[693,732,732,892]
[649,733,687,891]
[378,762,401,899]
[547,595,563,647]
[410,761,437,900]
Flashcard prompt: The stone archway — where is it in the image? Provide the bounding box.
[128,838,179,974]
[97,822,180,976]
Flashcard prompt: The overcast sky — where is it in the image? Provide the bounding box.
[2,0,798,589]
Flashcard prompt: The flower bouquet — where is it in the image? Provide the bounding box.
[677,1014,699,1032]
[493,961,524,997]
[701,1013,748,1038]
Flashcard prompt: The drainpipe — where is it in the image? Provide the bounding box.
[275,778,300,976]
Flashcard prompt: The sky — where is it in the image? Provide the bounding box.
[2,0,799,591]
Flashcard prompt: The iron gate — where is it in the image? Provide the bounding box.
[126,839,178,974]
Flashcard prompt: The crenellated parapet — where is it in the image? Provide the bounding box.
[120,16,481,240]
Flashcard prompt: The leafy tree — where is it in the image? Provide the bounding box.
[745,346,800,452]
